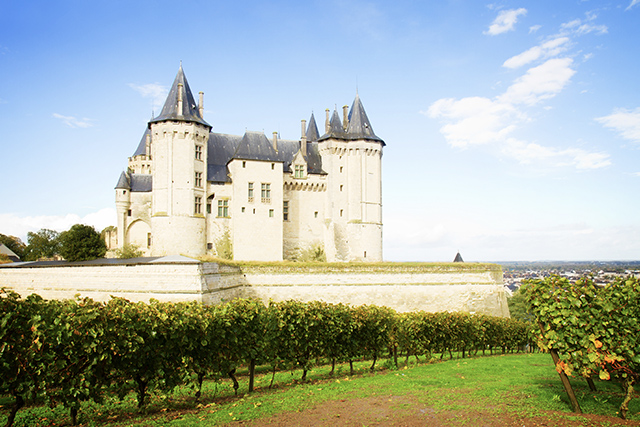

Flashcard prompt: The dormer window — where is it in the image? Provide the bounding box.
[294,164,305,179]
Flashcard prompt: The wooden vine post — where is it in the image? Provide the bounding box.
[539,322,582,414]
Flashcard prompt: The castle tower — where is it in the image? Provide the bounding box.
[148,66,211,257]
[318,94,384,261]
[114,172,132,249]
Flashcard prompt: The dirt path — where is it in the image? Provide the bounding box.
[224,394,640,427]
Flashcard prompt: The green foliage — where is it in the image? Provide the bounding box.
[507,284,535,323]
[293,242,327,262]
[215,227,233,260]
[0,234,26,260]
[59,224,107,261]
[114,243,143,259]
[524,276,640,418]
[23,228,61,261]
[0,291,532,425]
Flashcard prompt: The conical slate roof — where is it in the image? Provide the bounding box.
[132,128,150,156]
[115,171,130,189]
[306,113,320,141]
[346,94,384,143]
[453,252,464,262]
[319,109,347,141]
[114,170,152,192]
[149,66,210,128]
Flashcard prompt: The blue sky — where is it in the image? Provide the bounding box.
[1,0,639,261]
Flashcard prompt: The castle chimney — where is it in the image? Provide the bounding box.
[343,105,349,130]
[177,83,184,116]
[301,119,307,157]
[272,131,278,151]
[198,91,204,118]
[325,109,330,133]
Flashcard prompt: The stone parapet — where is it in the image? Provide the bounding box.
[0,260,509,317]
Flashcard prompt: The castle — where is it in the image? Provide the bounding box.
[115,66,384,261]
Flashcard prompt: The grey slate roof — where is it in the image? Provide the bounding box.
[453,252,464,262]
[206,131,325,182]
[233,131,280,162]
[149,66,211,128]
[115,171,152,192]
[319,109,347,141]
[306,113,320,141]
[0,255,200,268]
[132,128,150,156]
[346,94,384,144]
[318,94,384,144]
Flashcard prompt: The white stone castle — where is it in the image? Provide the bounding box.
[115,66,384,261]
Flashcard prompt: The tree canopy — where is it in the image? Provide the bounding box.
[59,224,107,262]
[23,229,61,261]
[0,234,26,260]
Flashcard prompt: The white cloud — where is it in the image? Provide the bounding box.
[529,25,541,34]
[485,8,527,35]
[503,37,570,69]
[424,97,520,148]
[129,83,169,109]
[502,139,611,169]
[560,15,607,35]
[627,0,640,11]
[0,208,116,243]
[596,108,640,143]
[425,49,606,170]
[499,58,576,106]
[52,113,93,128]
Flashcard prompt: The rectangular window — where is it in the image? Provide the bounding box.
[248,182,254,202]
[195,144,203,160]
[261,183,271,203]
[206,201,211,214]
[195,172,203,187]
[283,201,289,221]
[147,233,152,248]
[269,209,274,217]
[195,196,202,214]
[217,199,229,217]
[294,165,304,178]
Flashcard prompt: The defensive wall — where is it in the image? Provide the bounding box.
[0,257,510,317]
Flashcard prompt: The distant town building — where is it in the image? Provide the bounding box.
[115,66,384,261]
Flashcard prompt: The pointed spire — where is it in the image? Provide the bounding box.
[149,65,211,128]
[346,93,383,143]
[453,252,464,262]
[306,112,320,141]
[319,109,348,141]
[115,171,131,190]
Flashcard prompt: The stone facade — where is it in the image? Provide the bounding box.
[0,261,510,317]
[115,67,384,262]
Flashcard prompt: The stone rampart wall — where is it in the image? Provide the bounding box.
[1,262,509,317]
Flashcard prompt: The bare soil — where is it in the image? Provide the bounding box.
[224,394,640,427]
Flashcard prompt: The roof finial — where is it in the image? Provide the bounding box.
[180,60,183,68]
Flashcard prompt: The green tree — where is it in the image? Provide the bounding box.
[59,224,107,262]
[23,229,61,261]
[115,243,143,259]
[0,234,27,260]
[507,284,534,323]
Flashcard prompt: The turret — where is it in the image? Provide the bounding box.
[317,94,384,262]
[114,171,132,248]
[148,65,212,257]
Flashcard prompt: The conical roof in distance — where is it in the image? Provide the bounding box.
[149,66,210,128]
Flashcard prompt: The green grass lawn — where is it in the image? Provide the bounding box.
[1,352,638,426]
